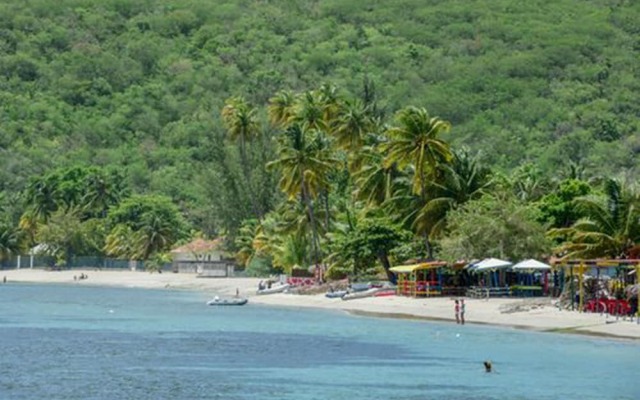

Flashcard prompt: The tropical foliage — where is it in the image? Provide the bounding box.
[548,180,640,259]
[0,0,638,275]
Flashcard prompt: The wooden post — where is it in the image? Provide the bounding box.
[578,262,585,313]
[636,264,640,324]
[570,265,574,311]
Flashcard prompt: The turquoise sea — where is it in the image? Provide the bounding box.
[1,284,638,400]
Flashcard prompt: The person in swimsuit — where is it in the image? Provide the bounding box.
[460,299,466,325]
[454,300,460,324]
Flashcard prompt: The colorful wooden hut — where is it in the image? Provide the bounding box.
[551,259,640,316]
[390,262,447,297]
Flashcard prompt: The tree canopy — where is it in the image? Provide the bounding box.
[0,0,638,274]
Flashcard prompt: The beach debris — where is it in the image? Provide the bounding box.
[499,298,552,314]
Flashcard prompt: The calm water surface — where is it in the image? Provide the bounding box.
[1,283,638,400]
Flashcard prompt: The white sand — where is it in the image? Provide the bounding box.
[3,269,639,340]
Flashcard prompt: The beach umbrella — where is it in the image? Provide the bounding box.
[472,258,513,271]
[511,259,551,271]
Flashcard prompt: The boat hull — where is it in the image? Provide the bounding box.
[207,298,248,306]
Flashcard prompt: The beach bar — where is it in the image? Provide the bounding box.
[390,262,447,297]
[551,259,640,317]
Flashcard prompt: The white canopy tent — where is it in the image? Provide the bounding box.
[471,258,513,272]
[511,259,551,271]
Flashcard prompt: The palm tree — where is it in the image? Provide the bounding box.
[296,90,329,133]
[414,149,492,240]
[332,99,374,154]
[380,106,453,259]
[221,96,263,219]
[353,145,403,206]
[268,90,297,128]
[23,177,57,223]
[82,171,126,219]
[0,223,21,261]
[235,219,259,268]
[381,106,452,199]
[549,179,640,259]
[266,125,338,266]
[104,224,136,259]
[133,212,180,261]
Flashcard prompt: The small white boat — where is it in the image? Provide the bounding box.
[341,287,383,301]
[207,297,248,306]
[256,283,290,295]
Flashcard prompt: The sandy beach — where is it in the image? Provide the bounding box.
[2,268,639,340]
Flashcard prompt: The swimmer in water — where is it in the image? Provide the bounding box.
[484,360,492,373]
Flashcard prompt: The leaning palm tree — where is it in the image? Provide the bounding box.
[381,106,452,199]
[549,179,640,259]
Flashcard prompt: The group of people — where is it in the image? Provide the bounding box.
[454,299,466,325]
[73,273,88,281]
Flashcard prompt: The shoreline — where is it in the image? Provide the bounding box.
[2,268,639,341]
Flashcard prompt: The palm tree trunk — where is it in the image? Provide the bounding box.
[239,135,263,221]
[323,190,330,232]
[301,180,321,267]
[425,233,434,261]
[377,251,396,284]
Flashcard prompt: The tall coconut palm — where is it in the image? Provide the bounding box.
[381,106,452,199]
[296,90,329,133]
[549,179,640,259]
[332,99,374,154]
[266,125,338,265]
[221,96,263,219]
[380,106,453,259]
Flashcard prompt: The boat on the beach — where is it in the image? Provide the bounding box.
[374,288,396,297]
[256,283,290,295]
[342,287,383,301]
[207,297,248,306]
[325,290,348,299]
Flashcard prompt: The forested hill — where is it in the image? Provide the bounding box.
[1,0,638,237]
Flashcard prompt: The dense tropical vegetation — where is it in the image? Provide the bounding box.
[0,0,638,275]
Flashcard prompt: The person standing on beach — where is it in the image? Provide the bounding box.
[460,299,466,325]
[454,300,460,324]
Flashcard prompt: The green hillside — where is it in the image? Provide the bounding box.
[1,0,639,269]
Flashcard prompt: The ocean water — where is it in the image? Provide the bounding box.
[0,284,638,400]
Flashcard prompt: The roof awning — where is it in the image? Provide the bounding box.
[390,262,447,274]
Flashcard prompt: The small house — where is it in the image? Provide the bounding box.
[170,238,235,277]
